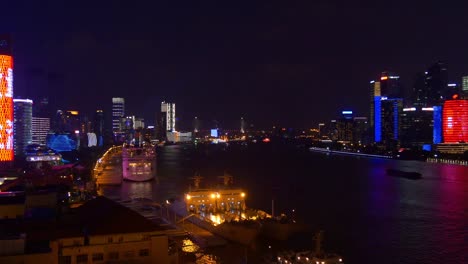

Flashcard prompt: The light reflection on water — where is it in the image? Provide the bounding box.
[99,144,468,264]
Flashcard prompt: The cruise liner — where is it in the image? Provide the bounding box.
[122,144,156,182]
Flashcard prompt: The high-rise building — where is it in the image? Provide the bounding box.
[13,99,33,156]
[369,81,381,142]
[240,117,246,134]
[400,107,434,147]
[0,35,14,162]
[112,97,125,132]
[442,99,468,143]
[425,61,448,105]
[336,111,354,142]
[161,101,176,132]
[379,72,401,98]
[370,72,402,145]
[32,117,50,145]
[193,117,200,133]
[352,117,368,144]
[374,97,403,145]
[93,110,105,147]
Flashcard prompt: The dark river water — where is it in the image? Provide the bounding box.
[101,143,468,264]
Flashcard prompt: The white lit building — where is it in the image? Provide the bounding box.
[13,99,33,156]
[161,102,175,132]
[32,117,50,145]
[112,98,125,132]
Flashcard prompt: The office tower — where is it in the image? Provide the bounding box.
[32,117,50,145]
[336,111,354,142]
[65,111,81,133]
[379,72,401,98]
[369,81,380,142]
[425,61,448,104]
[463,76,468,98]
[193,116,200,133]
[94,110,105,147]
[374,97,403,145]
[134,118,145,130]
[352,117,368,144]
[112,97,125,132]
[161,101,176,132]
[240,117,246,134]
[411,73,427,107]
[13,99,33,156]
[400,107,434,147]
[442,99,468,143]
[0,35,14,162]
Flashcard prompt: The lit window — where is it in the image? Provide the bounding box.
[92,253,104,261]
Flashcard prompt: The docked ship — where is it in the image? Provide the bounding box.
[94,146,123,185]
[170,173,310,246]
[122,144,156,182]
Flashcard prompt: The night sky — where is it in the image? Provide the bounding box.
[2,1,468,129]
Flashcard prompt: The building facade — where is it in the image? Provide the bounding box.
[0,35,14,162]
[443,99,468,143]
[32,117,51,145]
[112,98,125,132]
[13,99,33,156]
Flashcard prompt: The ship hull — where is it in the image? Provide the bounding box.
[122,146,156,182]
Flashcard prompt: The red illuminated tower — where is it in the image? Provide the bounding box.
[443,99,468,143]
[0,34,14,162]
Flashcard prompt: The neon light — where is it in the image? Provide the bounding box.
[381,97,388,101]
[389,76,399,79]
[422,107,434,111]
[374,96,381,142]
[443,100,468,143]
[447,83,457,87]
[342,111,353,115]
[370,80,375,84]
[13,99,33,103]
[0,55,13,161]
[433,106,442,144]
[380,76,388,80]
[452,94,459,99]
[403,108,416,112]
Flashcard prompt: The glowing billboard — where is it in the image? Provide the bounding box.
[0,55,13,161]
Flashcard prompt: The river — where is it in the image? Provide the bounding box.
[100,142,468,264]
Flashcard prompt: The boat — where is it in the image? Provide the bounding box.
[386,169,422,180]
[274,231,344,264]
[94,146,123,185]
[170,173,310,246]
[122,143,156,182]
[168,173,260,246]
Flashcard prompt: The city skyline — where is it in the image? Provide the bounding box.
[3,2,468,128]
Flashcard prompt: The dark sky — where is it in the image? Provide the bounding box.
[3,1,468,129]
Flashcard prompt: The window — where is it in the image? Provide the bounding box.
[108,237,113,243]
[139,249,150,256]
[92,253,104,261]
[118,236,123,242]
[59,256,72,264]
[124,251,135,258]
[76,254,88,263]
[108,252,119,260]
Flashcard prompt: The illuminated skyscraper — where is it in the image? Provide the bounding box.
[462,76,468,98]
[112,97,125,132]
[425,61,448,104]
[0,35,14,162]
[240,117,246,134]
[443,99,468,143]
[161,101,176,132]
[13,99,33,156]
[32,117,50,145]
[93,110,105,146]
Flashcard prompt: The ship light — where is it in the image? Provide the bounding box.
[339,259,342,262]
[241,192,245,197]
[211,193,216,199]
[186,194,191,200]
[216,193,220,198]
